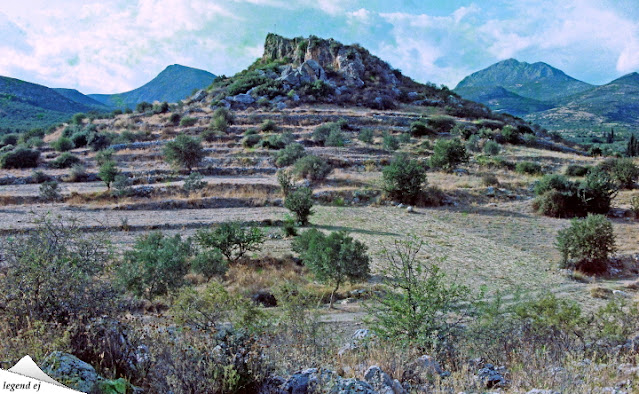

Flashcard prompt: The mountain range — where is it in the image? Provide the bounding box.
[454,59,639,132]
[0,65,216,131]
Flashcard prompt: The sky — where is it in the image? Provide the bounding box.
[1,0,638,94]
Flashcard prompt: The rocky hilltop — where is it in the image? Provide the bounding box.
[205,34,491,118]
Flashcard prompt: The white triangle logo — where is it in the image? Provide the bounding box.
[1,356,83,393]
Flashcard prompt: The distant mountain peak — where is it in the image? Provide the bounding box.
[609,72,639,85]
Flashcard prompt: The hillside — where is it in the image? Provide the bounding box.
[454,85,553,116]
[204,33,496,121]
[455,58,593,103]
[53,88,108,109]
[89,64,216,109]
[526,72,639,132]
[0,77,95,131]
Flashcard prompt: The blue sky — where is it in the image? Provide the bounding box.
[1,0,638,94]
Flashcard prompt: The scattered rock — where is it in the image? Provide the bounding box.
[281,368,340,393]
[613,290,629,298]
[476,363,508,389]
[41,352,101,393]
[402,355,447,384]
[406,206,413,213]
[364,366,400,393]
[526,390,560,394]
[190,89,207,102]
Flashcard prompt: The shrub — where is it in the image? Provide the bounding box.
[111,174,132,197]
[25,137,44,148]
[164,134,204,171]
[52,137,74,152]
[579,167,618,215]
[67,164,87,182]
[277,169,294,197]
[213,107,234,125]
[87,132,112,151]
[534,189,583,218]
[409,121,434,137]
[429,138,469,170]
[136,102,152,113]
[284,187,314,225]
[325,128,345,147]
[117,232,192,299]
[426,116,457,133]
[312,124,333,145]
[534,174,574,196]
[0,133,19,147]
[98,161,119,189]
[70,131,89,148]
[50,152,80,169]
[0,146,40,168]
[210,115,228,133]
[556,214,616,274]
[190,250,228,281]
[293,229,369,307]
[382,153,427,204]
[275,143,306,167]
[609,158,639,189]
[242,134,262,148]
[382,132,399,151]
[481,174,500,186]
[358,128,374,144]
[169,113,181,125]
[293,155,331,181]
[500,125,520,144]
[0,215,117,328]
[260,119,277,132]
[95,149,114,166]
[483,140,501,156]
[565,164,590,177]
[183,171,207,192]
[39,181,61,201]
[366,237,471,349]
[631,194,639,219]
[179,117,198,127]
[195,222,265,263]
[31,170,50,183]
[282,216,298,237]
[465,134,481,152]
[260,133,291,150]
[515,161,543,175]
[71,113,86,125]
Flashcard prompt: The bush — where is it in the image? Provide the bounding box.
[70,131,89,148]
[312,123,333,145]
[0,146,40,168]
[195,222,265,263]
[183,172,207,192]
[31,170,50,183]
[164,134,204,171]
[556,214,616,274]
[71,113,86,125]
[534,174,574,196]
[111,174,132,197]
[382,153,427,204]
[293,155,331,181]
[284,187,314,225]
[579,167,618,215]
[366,237,471,349]
[136,102,152,113]
[169,113,181,125]
[500,125,520,144]
[0,133,19,147]
[260,119,277,132]
[483,140,501,156]
[39,181,61,201]
[409,121,434,137]
[213,108,234,125]
[210,115,228,133]
[358,128,374,144]
[465,134,481,152]
[326,128,345,147]
[50,152,80,169]
[275,142,306,167]
[429,138,469,170]
[609,158,639,188]
[190,250,228,281]
[277,169,294,197]
[293,229,369,307]
[98,161,119,189]
[95,149,114,166]
[426,116,457,133]
[25,137,44,148]
[481,173,500,186]
[382,132,399,151]
[242,134,262,148]
[179,117,198,127]
[67,164,87,182]
[534,189,583,218]
[87,132,112,151]
[0,215,117,328]
[117,232,192,299]
[565,164,590,177]
[515,161,542,175]
[51,137,74,152]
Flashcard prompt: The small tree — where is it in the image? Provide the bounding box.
[293,155,331,181]
[117,232,192,299]
[183,171,207,192]
[293,229,370,308]
[366,237,472,350]
[39,181,61,202]
[195,222,264,263]
[382,153,427,204]
[0,146,40,169]
[284,186,314,225]
[51,136,74,152]
[98,160,119,190]
[429,138,469,170]
[164,134,205,171]
[556,214,616,274]
[275,142,306,167]
[610,158,639,189]
[190,249,228,281]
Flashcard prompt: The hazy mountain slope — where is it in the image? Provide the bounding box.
[454,86,553,116]
[53,88,108,109]
[525,72,639,130]
[89,64,216,109]
[0,77,94,131]
[455,59,593,103]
